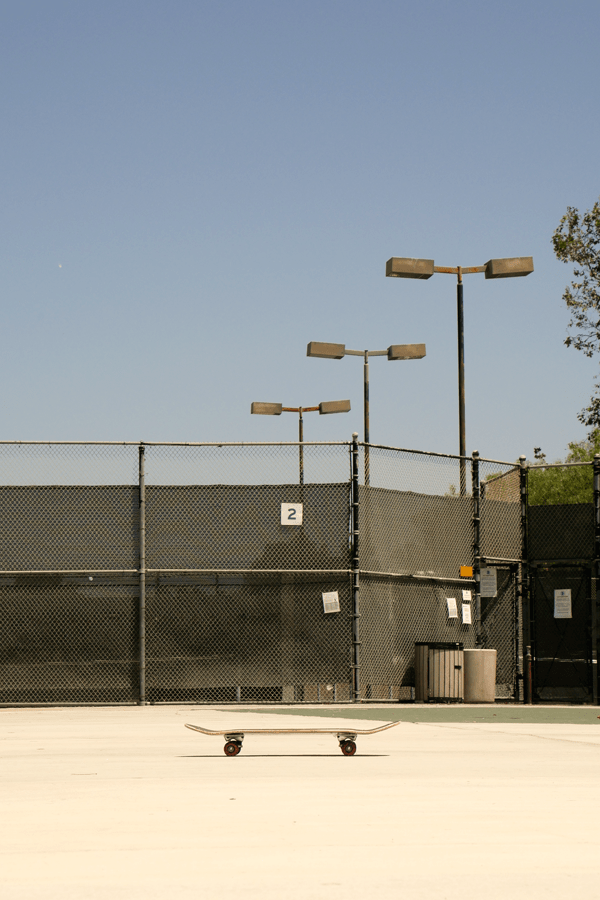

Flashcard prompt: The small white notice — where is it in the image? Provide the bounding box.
[322,591,340,614]
[480,567,497,598]
[554,589,572,619]
[462,603,472,625]
[281,503,303,526]
[462,589,472,603]
[446,597,458,619]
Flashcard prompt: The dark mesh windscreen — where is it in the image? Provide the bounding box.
[359,575,479,700]
[0,487,139,571]
[145,484,350,571]
[528,505,593,561]
[360,487,472,579]
[0,576,137,703]
[531,565,592,702]
[145,573,352,703]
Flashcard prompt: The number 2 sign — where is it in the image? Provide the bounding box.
[281,503,303,526]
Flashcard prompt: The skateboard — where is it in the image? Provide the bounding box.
[185,720,400,756]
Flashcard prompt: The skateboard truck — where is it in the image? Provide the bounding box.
[222,731,358,756]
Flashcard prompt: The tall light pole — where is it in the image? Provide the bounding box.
[385,256,533,491]
[306,342,426,483]
[251,399,351,484]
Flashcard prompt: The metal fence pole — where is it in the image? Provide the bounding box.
[351,433,361,701]
[519,454,532,704]
[363,351,370,486]
[592,455,600,704]
[471,451,481,644]
[457,269,466,495]
[138,443,146,705]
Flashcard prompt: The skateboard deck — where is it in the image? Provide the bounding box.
[185,720,399,756]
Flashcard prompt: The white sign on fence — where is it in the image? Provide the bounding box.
[462,603,472,625]
[446,597,458,619]
[281,503,303,526]
[322,591,340,614]
[554,589,572,619]
[480,567,498,598]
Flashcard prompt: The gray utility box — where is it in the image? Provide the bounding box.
[415,642,464,702]
[464,649,497,703]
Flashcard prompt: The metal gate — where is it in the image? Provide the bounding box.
[531,564,594,703]
[479,564,521,701]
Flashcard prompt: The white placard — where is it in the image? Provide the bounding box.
[446,597,458,619]
[281,503,303,526]
[462,589,472,602]
[554,589,572,619]
[462,603,472,625]
[480,567,497,598]
[322,591,340,614]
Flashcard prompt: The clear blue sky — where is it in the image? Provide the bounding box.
[2,0,599,462]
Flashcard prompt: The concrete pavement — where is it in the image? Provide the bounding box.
[1,704,600,899]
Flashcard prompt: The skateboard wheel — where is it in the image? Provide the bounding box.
[340,740,356,756]
[224,740,241,756]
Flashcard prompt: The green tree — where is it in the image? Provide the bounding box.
[527,431,600,505]
[552,197,600,429]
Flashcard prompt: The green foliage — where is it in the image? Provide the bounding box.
[527,431,600,505]
[552,197,600,429]
[528,465,591,505]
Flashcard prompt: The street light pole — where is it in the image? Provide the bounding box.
[251,399,351,485]
[283,404,313,483]
[456,268,466,491]
[306,342,426,485]
[363,351,369,444]
[363,350,370,484]
[386,255,533,492]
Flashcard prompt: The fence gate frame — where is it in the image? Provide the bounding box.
[529,562,595,703]
[523,454,599,706]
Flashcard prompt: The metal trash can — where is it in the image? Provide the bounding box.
[464,649,496,702]
[415,642,464,702]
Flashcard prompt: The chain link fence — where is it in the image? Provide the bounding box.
[356,445,523,700]
[479,460,522,564]
[0,440,526,705]
[0,575,138,704]
[525,460,596,703]
[145,573,352,703]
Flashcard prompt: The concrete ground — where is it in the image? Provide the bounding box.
[2,704,600,899]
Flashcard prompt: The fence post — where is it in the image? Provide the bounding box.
[592,455,600,705]
[351,433,361,701]
[138,443,146,705]
[471,451,481,645]
[519,455,532,704]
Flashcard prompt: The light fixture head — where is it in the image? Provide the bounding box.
[484,257,534,279]
[319,399,351,415]
[306,341,346,359]
[251,402,282,416]
[387,343,426,360]
[386,257,434,280]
